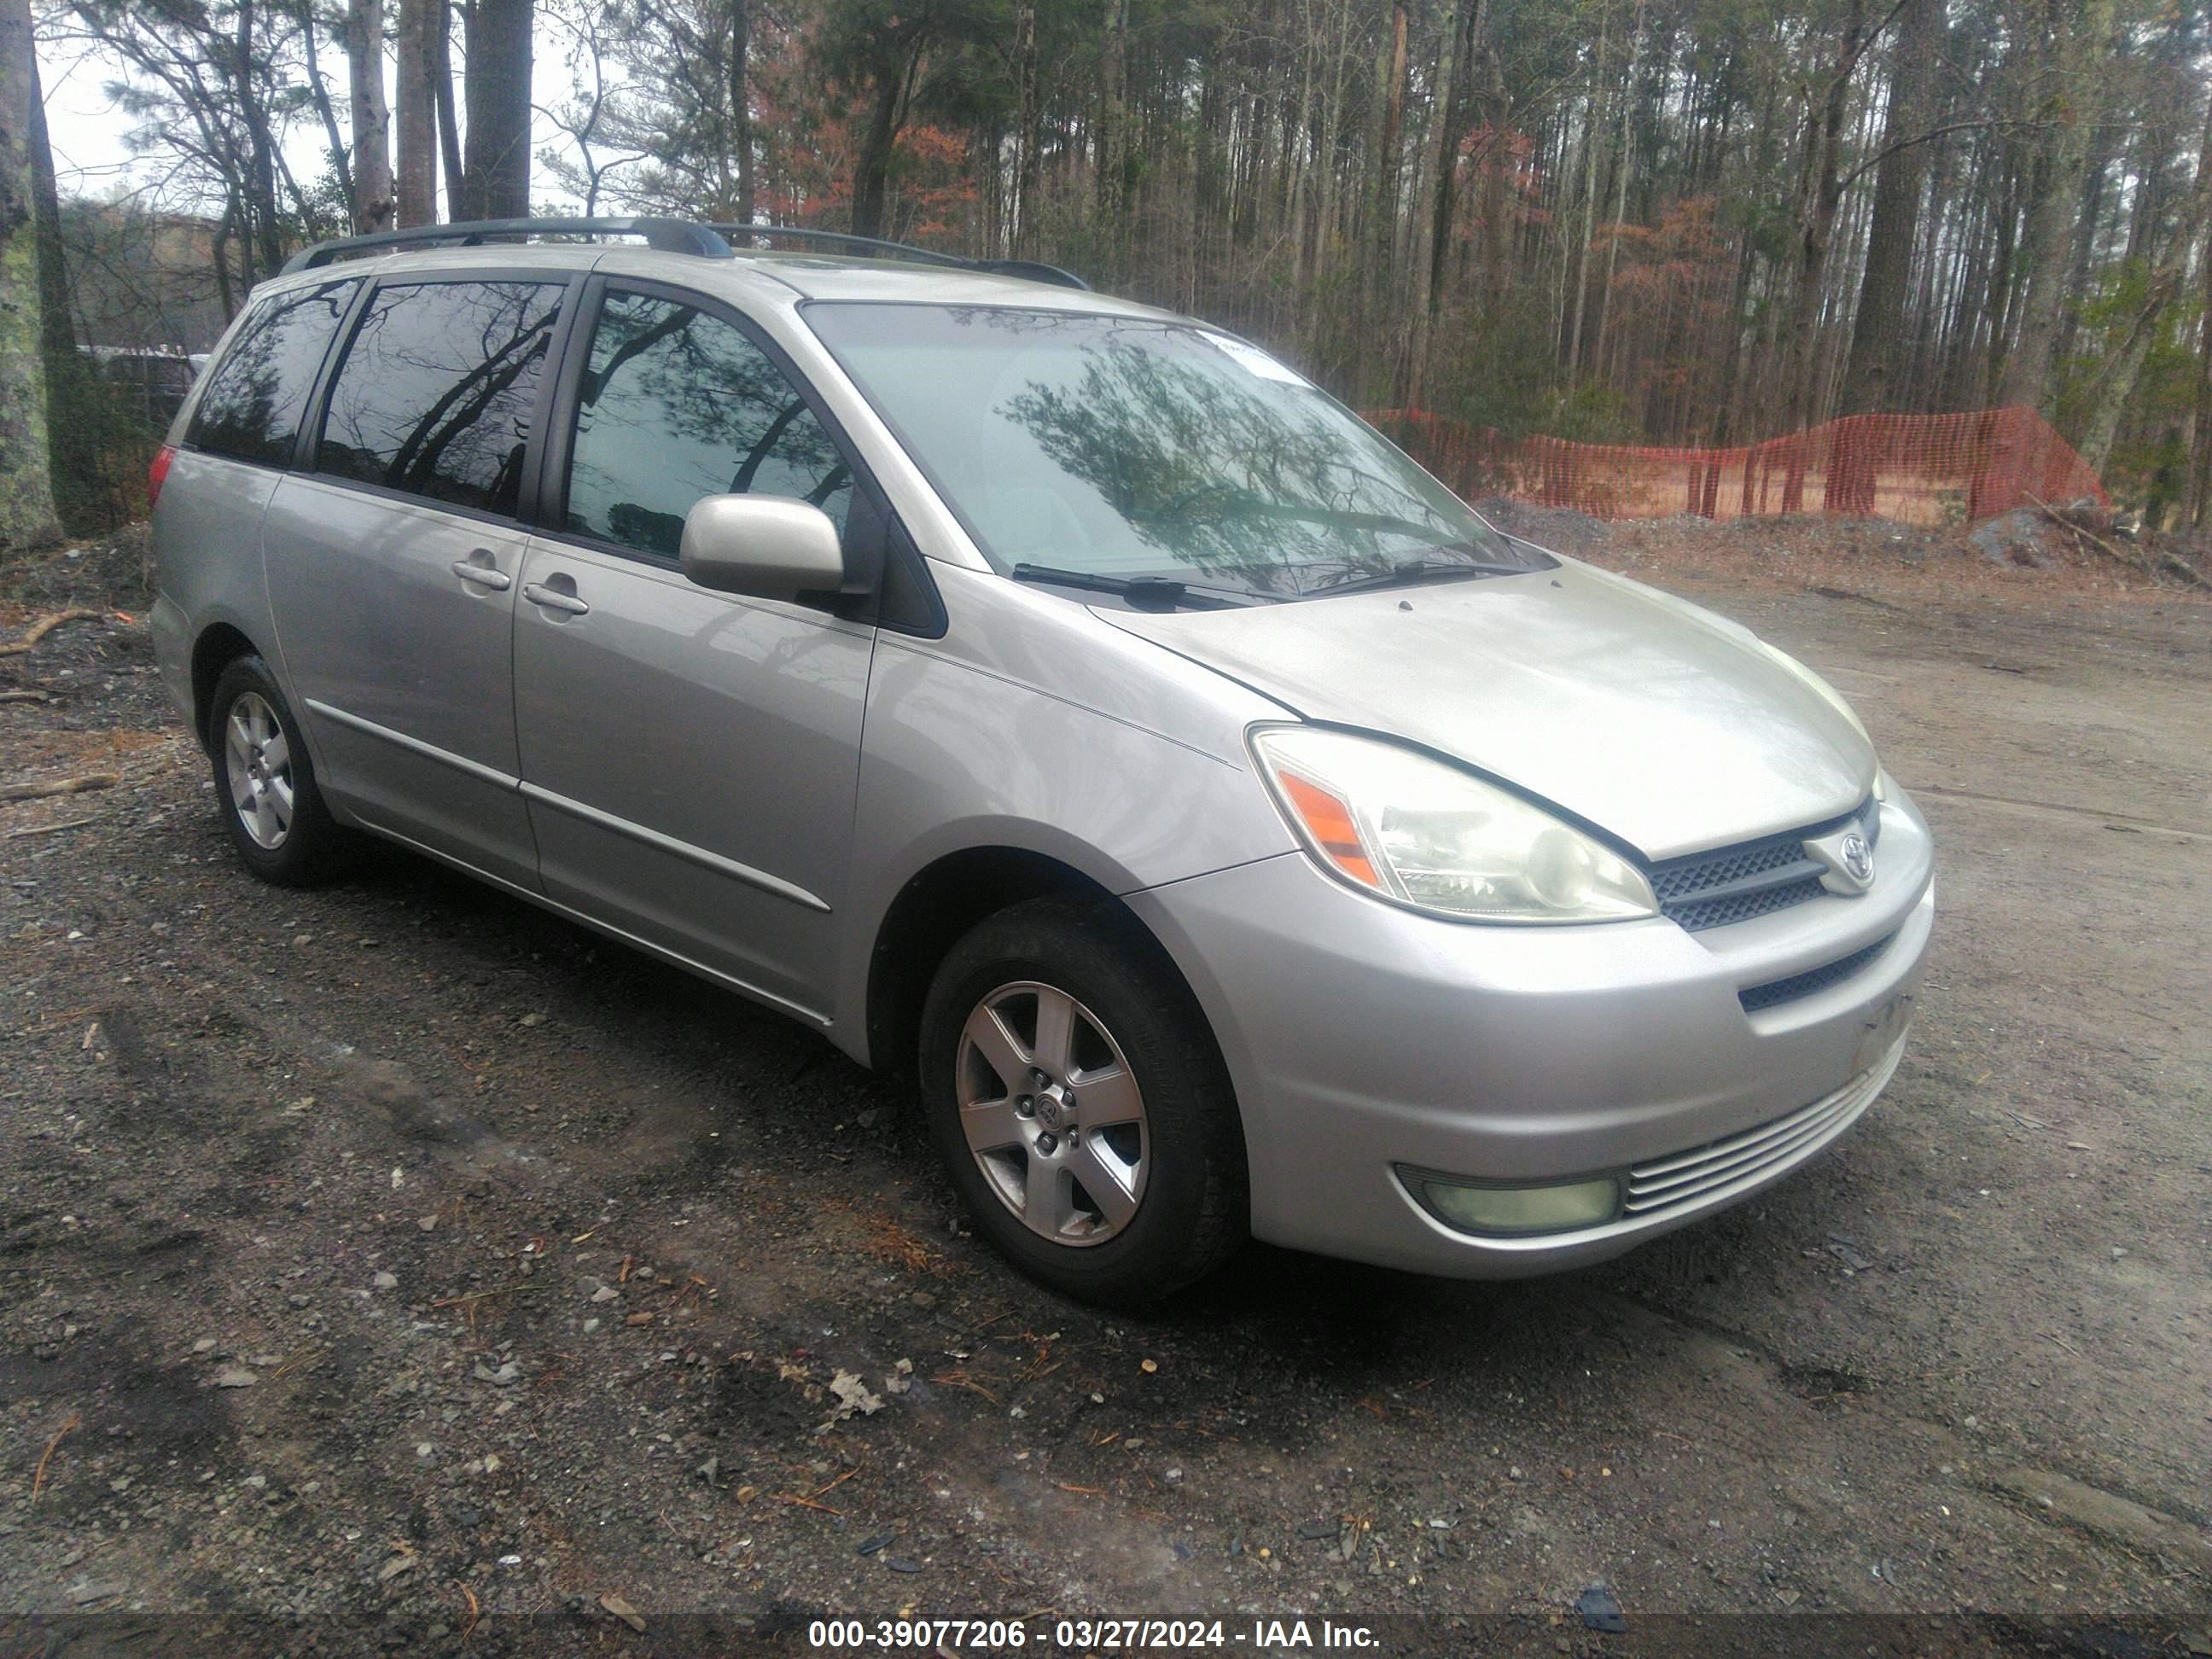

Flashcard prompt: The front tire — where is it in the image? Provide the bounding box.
[918,897,1246,1305]
[207,655,354,886]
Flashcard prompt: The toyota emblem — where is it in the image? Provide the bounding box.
[1839,831,1873,884]
[1805,824,1877,894]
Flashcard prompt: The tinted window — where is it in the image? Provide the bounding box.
[565,290,852,561]
[186,279,359,465]
[317,280,565,515]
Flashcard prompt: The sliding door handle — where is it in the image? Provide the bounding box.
[523,580,591,616]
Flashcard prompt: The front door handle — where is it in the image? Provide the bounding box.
[523,580,591,616]
[451,551,511,590]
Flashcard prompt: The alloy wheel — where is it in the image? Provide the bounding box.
[224,691,294,850]
[955,981,1149,1245]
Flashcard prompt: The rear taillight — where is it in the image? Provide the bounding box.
[147,443,177,510]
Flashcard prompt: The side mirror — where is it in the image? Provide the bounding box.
[679,494,847,605]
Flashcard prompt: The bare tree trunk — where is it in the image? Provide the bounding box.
[1409,0,1477,399]
[434,1,463,216]
[2183,91,2212,526]
[463,0,533,218]
[730,0,754,227]
[1998,148,2083,414]
[1285,7,1316,306]
[1371,1,1407,257]
[1779,0,1883,512]
[1419,0,1480,323]
[2193,254,2212,524]
[850,54,913,240]
[1366,0,1407,399]
[346,0,393,232]
[2069,74,2209,478]
[0,0,62,552]
[1839,0,1941,412]
[296,0,356,224]
[1999,0,2104,416]
[211,195,239,318]
[1012,0,1039,255]
[1592,0,1642,377]
[394,0,438,225]
[1095,0,1128,277]
[1976,160,2021,401]
[1785,0,1871,436]
[1563,14,1605,381]
[26,51,99,531]
[2075,273,2174,477]
[236,0,285,277]
[1477,46,1506,300]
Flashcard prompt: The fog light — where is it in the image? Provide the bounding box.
[1406,1171,1622,1237]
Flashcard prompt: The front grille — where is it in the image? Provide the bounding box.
[1667,873,1827,931]
[1739,933,1896,1013]
[1648,796,1878,932]
[1622,1045,1899,1219]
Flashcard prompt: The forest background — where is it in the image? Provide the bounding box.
[4,0,2210,545]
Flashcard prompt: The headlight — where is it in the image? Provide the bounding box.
[1249,726,1658,923]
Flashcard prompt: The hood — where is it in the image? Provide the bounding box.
[1100,560,1875,860]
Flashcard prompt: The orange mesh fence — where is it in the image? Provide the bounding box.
[1366,406,2110,527]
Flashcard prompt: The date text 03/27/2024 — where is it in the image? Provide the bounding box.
[806,1618,1380,1650]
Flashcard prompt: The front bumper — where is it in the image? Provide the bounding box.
[1126,790,1935,1278]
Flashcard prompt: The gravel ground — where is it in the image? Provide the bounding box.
[1,526,2208,1657]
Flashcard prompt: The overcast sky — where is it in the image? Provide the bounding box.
[36,24,588,218]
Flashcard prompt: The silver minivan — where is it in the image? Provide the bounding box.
[148,218,1933,1304]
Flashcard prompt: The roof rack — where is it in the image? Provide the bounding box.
[281,216,733,275]
[279,213,1092,291]
[707,224,1091,290]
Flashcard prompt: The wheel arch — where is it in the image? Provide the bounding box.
[865,845,1220,1087]
[189,621,261,752]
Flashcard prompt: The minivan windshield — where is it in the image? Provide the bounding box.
[804,304,1551,601]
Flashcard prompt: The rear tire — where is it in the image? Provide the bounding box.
[918,896,1246,1305]
[207,655,355,887]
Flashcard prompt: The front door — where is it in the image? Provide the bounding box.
[266,276,573,890]
[512,283,874,1022]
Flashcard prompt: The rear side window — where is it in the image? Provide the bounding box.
[317,279,566,516]
[563,289,853,561]
[185,279,359,465]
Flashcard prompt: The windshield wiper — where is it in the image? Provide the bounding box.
[1009,563,1255,611]
[1303,556,1528,597]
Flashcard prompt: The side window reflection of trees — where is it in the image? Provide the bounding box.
[317,281,566,516]
[187,280,360,466]
[565,291,853,562]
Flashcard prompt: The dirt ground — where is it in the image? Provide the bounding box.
[1,522,2208,1657]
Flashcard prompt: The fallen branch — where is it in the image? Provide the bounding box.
[0,610,102,656]
[2154,549,2212,592]
[7,818,96,840]
[0,774,119,804]
[457,1584,480,1644]
[271,1342,326,1379]
[429,1283,543,1308]
[32,1412,82,1503]
[2026,494,2212,592]
[2026,493,2149,572]
[770,1492,844,1516]
[0,690,54,704]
